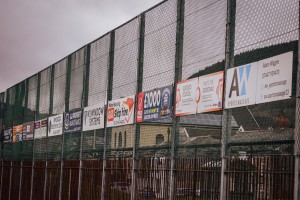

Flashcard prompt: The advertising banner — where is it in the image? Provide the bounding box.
[23,121,34,140]
[4,129,12,143]
[64,109,82,133]
[82,103,105,131]
[48,114,63,137]
[34,119,47,139]
[12,124,23,142]
[107,95,135,127]
[197,71,224,113]
[175,78,198,116]
[225,62,258,109]
[137,86,173,122]
[256,52,293,104]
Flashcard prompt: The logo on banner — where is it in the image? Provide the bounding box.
[160,87,171,117]
[216,77,223,107]
[229,64,251,98]
[123,98,134,123]
[136,92,144,123]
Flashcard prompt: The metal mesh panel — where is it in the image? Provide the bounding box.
[69,48,85,110]
[82,129,104,160]
[38,67,51,120]
[47,136,62,160]
[5,87,16,127]
[3,143,11,160]
[11,142,21,160]
[229,0,299,154]
[63,132,81,160]
[182,0,227,80]
[25,75,38,123]
[13,82,26,125]
[111,126,134,149]
[234,0,299,55]
[142,0,177,91]
[34,138,47,160]
[88,34,110,106]
[138,124,172,156]
[177,114,224,156]
[108,125,134,158]
[0,92,5,119]
[112,19,139,99]
[22,140,34,160]
[53,58,67,115]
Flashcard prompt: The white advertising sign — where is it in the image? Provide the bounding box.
[82,103,105,131]
[48,114,63,137]
[197,71,224,113]
[107,95,135,127]
[256,52,293,104]
[225,62,258,109]
[175,78,198,116]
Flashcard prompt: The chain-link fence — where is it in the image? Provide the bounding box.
[0,0,299,199]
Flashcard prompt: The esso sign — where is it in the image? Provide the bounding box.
[144,90,161,109]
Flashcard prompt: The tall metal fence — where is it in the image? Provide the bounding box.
[0,0,299,199]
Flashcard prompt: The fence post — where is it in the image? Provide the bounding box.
[77,44,91,200]
[43,65,55,200]
[169,0,184,199]
[18,79,29,200]
[29,73,40,200]
[130,12,145,200]
[101,30,115,200]
[0,92,3,200]
[0,91,9,200]
[1,90,12,200]
[294,2,300,199]
[220,0,236,200]
[59,55,72,200]
[0,93,3,200]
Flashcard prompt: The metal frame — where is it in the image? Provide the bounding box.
[169,0,185,199]
[101,30,115,200]
[220,0,236,200]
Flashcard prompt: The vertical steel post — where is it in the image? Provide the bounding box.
[0,92,2,200]
[294,2,300,199]
[30,73,40,200]
[0,91,8,200]
[59,55,72,200]
[0,90,11,200]
[220,0,236,200]
[8,145,12,200]
[18,79,29,200]
[77,44,90,200]
[169,0,184,199]
[131,13,145,200]
[43,65,55,200]
[101,31,115,200]
[0,92,3,200]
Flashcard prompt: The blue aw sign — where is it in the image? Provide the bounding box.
[225,62,258,109]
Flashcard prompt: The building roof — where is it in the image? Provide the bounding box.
[147,113,239,128]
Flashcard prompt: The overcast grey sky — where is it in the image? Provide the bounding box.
[0,0,162,92]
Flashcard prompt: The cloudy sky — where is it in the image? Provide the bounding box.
[0,0,162,92]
